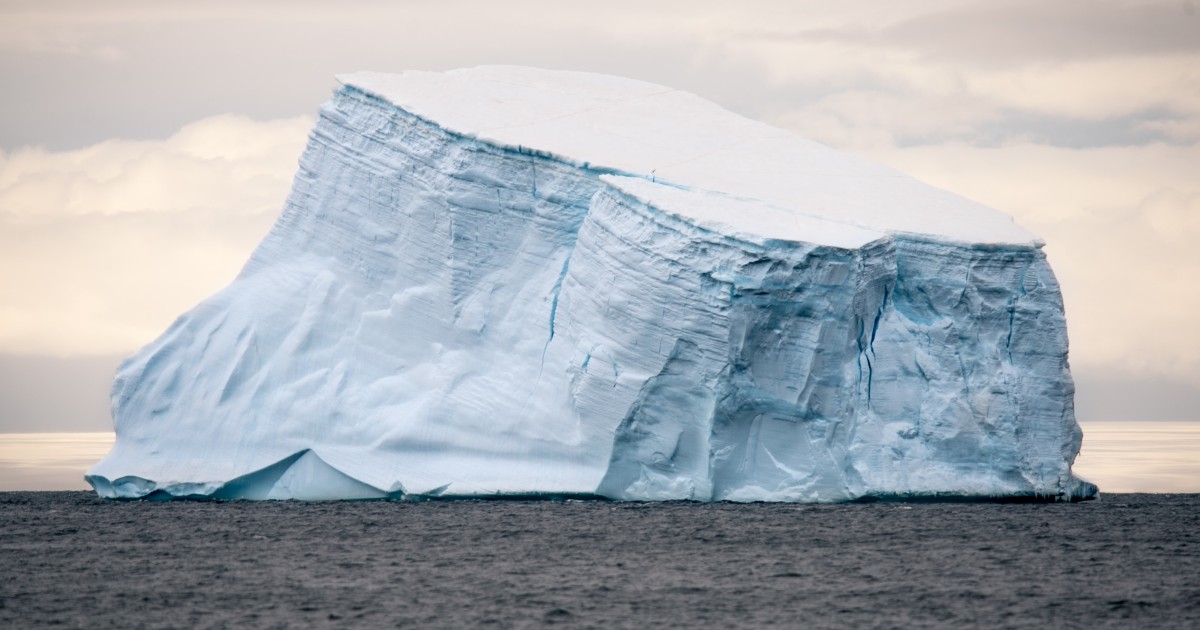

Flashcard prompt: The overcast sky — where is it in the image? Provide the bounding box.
[1,0,1198,430]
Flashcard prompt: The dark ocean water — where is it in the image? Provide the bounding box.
[2,493,1198,628]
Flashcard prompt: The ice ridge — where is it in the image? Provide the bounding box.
[87,66,1095,502]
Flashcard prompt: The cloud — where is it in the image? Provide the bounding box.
[0,115,310,217]
[0,0,725,149]
[961,54,1200,126]
[0,114,311,356]
[718,1,1200,147]
[1141,187,1200,242]
[880,0,1200,64]
[734,1,1200,65]
[5,1,1193,149]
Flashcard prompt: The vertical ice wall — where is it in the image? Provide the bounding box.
[87,67,1095,501]
[852,239,1084,497]
[578,181,1089,501]
[568,183,891,501]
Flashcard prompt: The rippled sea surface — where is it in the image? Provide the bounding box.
[3,492,1198,628]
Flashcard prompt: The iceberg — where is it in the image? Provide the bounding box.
[87,66,1096,502]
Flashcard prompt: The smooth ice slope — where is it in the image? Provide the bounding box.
[87,66,1095,502]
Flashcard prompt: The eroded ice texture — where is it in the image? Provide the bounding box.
[87,66,1095,501]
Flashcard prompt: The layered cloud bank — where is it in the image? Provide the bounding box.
[0,115,311,356]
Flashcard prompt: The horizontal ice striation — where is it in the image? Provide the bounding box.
[87,66,1095,501]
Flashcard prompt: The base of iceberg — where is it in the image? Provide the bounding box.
[87,67,1096,502]
[86,451,1098,503]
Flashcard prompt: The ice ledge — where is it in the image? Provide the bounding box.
[601,175,889,250]
[338,66,1040,247]
[85,447,1098,502]
[86,463,1098,504]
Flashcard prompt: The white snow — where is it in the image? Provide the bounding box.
[600,176,886,250]
[87,66,1093,502]
[339,67,1038,247]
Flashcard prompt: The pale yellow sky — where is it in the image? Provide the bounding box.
[0,0,1198,428]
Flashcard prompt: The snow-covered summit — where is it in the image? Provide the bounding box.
[340,67,1038,246]
[87,67,1092,502]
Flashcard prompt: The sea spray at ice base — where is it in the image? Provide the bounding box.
[87,67,1095,502]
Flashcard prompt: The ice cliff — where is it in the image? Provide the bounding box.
[87,66,1096,502]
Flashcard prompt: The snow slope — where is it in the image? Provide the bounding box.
[87,66,1094,501]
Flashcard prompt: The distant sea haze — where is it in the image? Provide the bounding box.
[1,422,1197,494]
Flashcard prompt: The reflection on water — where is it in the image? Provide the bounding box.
[1072,421,1200,493]
[0,423,1196,493]
[0,433,114,491]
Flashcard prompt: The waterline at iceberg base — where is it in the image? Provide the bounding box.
[87,67,1097,502]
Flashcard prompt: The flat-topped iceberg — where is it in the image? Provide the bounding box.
[87,66,1096,501]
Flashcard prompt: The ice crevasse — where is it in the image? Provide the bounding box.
[87,66,1097,502]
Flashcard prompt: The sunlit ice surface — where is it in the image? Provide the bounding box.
[84,67,1087,502]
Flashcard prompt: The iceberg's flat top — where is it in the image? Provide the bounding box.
[338,67,1039,246]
